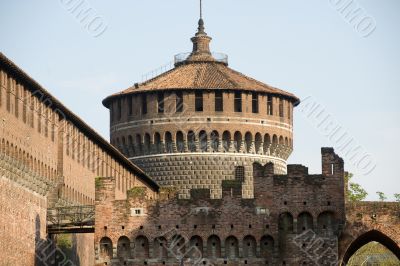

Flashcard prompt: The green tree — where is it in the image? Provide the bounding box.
[394,193,400,202]
[345,173,368,202]
[376,191,387,201]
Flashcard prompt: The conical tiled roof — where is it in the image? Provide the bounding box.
[103,17,299,107]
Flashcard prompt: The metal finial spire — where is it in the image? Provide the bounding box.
[197,0,205,34]
[200,0,203,19]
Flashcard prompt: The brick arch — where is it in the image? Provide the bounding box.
[339,202,400,264]
[341,230,400,265]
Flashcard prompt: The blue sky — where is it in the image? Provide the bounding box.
[1,0,399,200]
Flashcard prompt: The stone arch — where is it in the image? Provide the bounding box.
[188,235,203,258]
[234,131,242,152]
[225,236,239,258]
[260,235,274,257]
[298,212,314,232]
[187,130,196,152]
[135,134,142,155]
[341,230,400,265]
[272,134,278,145]
[117,236,131,259]
[284,137,289,146]
[263,133,271,154]
[154,132,161,153]
[144,133,151,153]
[207,235,221,258]
[222,131,231,152]
[128,135,134,156]
[279,136,284,145]
[176,131,184,152]
[255,133,262,154]
[134,235,149,258]
[243,235,257,258]
[153,237,168,259]
[99,237,113,260]
[199,130,207,152]
[279,212,294,232]
[245,132,252,153]
[165,131,173,153]
[210,130,219,152]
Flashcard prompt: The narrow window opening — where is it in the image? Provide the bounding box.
[157,92,164,113]
[176,91,183,112]
[234,92,242,112]
[215,91,223,112]
[195,92,203,112]
[252,93,259,113]
[279,98,284,118]
[234,166,245,182]
[141,94,147,115]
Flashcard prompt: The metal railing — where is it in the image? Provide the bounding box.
[47,205,95,234]
[174,52,228,65]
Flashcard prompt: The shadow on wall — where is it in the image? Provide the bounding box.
[34,214,81,266]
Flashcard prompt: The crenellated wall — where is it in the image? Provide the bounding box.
[94,148,346,265]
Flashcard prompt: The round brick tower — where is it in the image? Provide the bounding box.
[103,18,299,199]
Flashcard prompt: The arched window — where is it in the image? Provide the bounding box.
[117,236,131,259]
[285,137,289,146]
[298,212,314,232]
[187,131,196,152]
[263,134,271,154]
[279,136,284,145]
[225,236,239,258]
[243,235,257,258]
[279,212,294,233]
[134,236,149,258]
[135,134,142,155]
[260,235,274,257]
[128,135,134,156]
[234,131,242,152]
[272,135,278,146]
[255,133,262,154]
[199,130,207,152]
[207,235,221,258]
[176,131,184,152]
[153,237,168,259]
[188,235,203,258]
[235,166,245,182]
[245,132,253,153]
[154,133,161,153]
[222,131,231,152]
[144,133,151,153]
[165,132,173,153]
[99,237,113,259]
[210,131,219,152]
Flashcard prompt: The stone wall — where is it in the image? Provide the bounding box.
[133,153,287,199]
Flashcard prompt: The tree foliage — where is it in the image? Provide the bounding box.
[346,173,368,202]
[394,193,400,202]
[376,191,387,201]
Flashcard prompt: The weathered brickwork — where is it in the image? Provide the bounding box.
[94,148,346,265]
[0,53,159,266]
